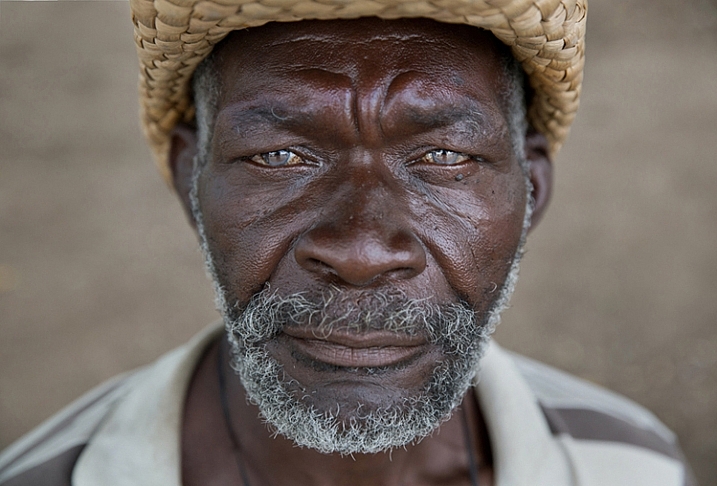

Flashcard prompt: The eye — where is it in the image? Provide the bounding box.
[421,149,471,166]
[250,150,303,167]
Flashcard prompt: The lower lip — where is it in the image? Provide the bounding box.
[287,336,426,368]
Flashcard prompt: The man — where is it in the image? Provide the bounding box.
[0,1,694,485]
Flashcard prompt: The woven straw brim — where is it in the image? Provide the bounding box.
[131,0,587,182]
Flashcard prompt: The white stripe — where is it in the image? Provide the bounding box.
[558,437,684,486]
[476,341,573,486]
[511,353,675,443]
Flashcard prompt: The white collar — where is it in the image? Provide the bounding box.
[476,341,572,485]
[73,324,222,486]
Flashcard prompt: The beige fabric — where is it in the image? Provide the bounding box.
[477,342,572,485]
[558,440,683,486]
[130,0,588,182]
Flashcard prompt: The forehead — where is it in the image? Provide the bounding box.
[210,18,513,108]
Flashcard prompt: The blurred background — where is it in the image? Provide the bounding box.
[0,0,715,483]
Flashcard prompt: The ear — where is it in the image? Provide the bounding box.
[169,123,199,230]
[525,128,553,232]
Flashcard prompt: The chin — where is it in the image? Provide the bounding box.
[228,330,485,454]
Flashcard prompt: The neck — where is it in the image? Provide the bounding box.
[182,337,494,486]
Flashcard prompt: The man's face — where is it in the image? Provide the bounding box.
[182,18,539,454]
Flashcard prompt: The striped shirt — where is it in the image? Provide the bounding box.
[0,324,694,486]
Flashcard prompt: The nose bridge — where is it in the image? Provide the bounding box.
[343,160,391,224]
[294,158,427,287]
[326,148,405,232]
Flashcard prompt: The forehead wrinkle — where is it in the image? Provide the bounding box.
[380,89,497,142]
[222,66,351,132]
[379,69,501,136]
[212,103,314,156]
[216,85,358,149]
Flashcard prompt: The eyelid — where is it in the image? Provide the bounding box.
[247,149,313,167]
[417,149,473,166]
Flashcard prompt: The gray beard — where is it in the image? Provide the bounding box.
[215,258,522,455]
[224,288,489,455]
[191,168,531,454]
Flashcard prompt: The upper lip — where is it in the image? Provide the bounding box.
[282,327,427,348]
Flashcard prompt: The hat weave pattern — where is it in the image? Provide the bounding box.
[131,0,587,181]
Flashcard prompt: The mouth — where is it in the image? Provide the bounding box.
[281,327,429,368]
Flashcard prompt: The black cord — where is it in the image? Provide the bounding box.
[462,403,481,486]
[217,344,253,486]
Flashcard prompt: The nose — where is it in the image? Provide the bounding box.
[294,214,427,287]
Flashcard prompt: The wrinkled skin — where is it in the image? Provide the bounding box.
[171,17,552,486]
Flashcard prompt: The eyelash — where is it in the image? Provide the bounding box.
[245,149,483,168]
[249,149,305,167]
[421,149,467,166]
[416,149,484,166]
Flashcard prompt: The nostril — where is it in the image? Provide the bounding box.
[294,224,427,286]
[305,257,335,274]
[387,266,421,280]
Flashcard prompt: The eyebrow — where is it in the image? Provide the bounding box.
[380,99,504,143]
[227,105,314,132]
[402,103,488,130]
[219,95,502,144]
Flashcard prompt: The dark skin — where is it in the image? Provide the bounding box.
[170,18,553,486]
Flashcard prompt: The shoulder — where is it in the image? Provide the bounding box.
[0,373,136,486]
[508,351,696,485]
[0,324,223,486]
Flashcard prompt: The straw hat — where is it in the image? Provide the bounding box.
[131,0,587,182]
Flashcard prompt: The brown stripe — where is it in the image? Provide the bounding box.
[0,444,84,486]
[540,405,682,461]
[0,376,126,476]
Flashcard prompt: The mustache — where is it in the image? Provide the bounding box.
[225,285,484,355]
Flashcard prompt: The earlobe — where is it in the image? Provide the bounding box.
[524,129,553,232]
[169,123,200,229]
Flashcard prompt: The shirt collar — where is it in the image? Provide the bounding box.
[476,341,572,485]
[73,324,223,486]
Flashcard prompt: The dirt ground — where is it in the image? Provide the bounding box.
[1,1,716,483]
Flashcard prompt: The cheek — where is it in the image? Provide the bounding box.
[196,167,314,304]
[410,170,526,309]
